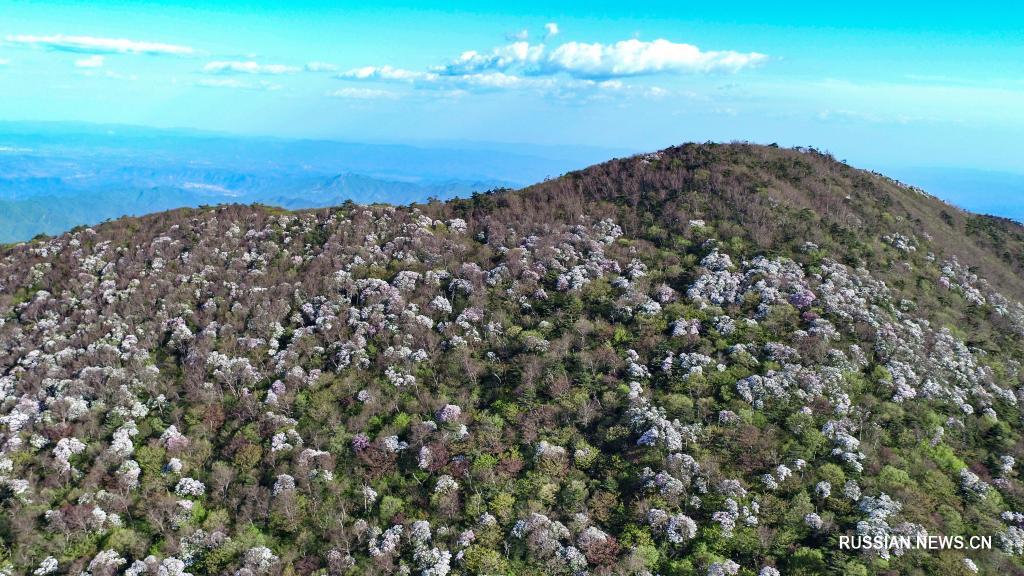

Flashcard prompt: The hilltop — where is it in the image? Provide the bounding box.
[1,143,1023,575]
[456,143,1024,300]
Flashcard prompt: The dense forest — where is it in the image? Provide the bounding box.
[1,143,1023,575]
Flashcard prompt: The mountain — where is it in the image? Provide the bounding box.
[1,143,1023,575]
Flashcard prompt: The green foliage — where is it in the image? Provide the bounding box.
[461,545,510,574]
[878,465,916,490]
[378,495,404,521]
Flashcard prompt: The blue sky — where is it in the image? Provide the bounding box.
[1,0,1023,172]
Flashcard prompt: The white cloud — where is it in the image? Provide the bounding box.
[545,39,766,77]
[339,65,551,93]
[462,72,525,88]
[328,87,399,99]
[419,38,764,80]
[203,61,300,75]
[552,77,671,101]
[337,36,764,100]
[0,58,8,66]
[544,23,560,39]
[644,86,669,99]
[305,61,339,72]
[450,72,535,90]
[437,42,544,75]
[597,79,624,90]
[74,55,104,68]
[196,78,282,91]
[5,34,194,55]
[507,29,529,41]
[339,65,439,83]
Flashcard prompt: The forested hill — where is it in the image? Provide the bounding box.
[1,143,1023,575]
[451,143,1024,301]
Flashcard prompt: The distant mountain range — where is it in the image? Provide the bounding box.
[0,122,627,242]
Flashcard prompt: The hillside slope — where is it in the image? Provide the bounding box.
[1,143,1023,575]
